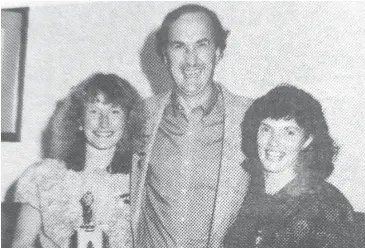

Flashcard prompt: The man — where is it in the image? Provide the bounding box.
[130,4,252,248]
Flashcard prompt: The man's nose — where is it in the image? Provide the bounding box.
[99,114,109,128]
[184,48,198,66]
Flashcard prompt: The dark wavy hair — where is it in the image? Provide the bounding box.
[241,84,339,180]
[156,4,229,59]
[50,73,140,174]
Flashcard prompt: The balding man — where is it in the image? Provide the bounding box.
[130,4,252,248]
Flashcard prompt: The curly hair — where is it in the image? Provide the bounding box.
[50,73,140,174]
[156,4,229,59]
[241,84,339,180]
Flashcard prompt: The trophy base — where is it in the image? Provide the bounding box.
[76,227,103,248]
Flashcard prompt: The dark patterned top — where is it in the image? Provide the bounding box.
[223,173,355,248]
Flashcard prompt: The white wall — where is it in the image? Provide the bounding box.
[2,2,365,212]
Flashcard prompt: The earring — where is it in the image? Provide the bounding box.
[79,125,83,131]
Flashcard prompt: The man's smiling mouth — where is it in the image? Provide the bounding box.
[93,131,114,138]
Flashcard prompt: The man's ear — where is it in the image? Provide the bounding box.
[302,135,313,150]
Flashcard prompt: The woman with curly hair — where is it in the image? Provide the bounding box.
[223,85,355,248]
[12,73,140,248]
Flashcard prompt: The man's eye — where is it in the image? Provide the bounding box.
[89,110,97,114]
[112,110,121,114]
[198,41,209,47]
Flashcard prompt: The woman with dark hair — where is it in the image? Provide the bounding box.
[12,73,140,248]
[223,85,355,248]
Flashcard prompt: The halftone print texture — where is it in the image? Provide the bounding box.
[2,2,365,248]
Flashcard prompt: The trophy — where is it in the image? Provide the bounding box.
[70,192,109,248]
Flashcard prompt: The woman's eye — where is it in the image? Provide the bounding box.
[286,130,296,136]
[112,110,121,114]
[260,126,270,132]
[89,109,97,114]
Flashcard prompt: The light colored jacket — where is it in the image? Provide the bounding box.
[130,85,252,248]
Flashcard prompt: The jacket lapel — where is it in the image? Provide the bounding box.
[131,91,171,232]
[210,87,250,247]
[132,87,250,247]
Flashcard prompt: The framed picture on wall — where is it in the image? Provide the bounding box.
[1,7,29,142]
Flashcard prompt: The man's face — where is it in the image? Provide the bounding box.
[164,12,221,97]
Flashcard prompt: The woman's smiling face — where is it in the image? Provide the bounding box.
[83,94,126,150]
[257,118,312,174]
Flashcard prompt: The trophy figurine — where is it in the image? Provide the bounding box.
[71,191,109,248]
[80,191,95,231]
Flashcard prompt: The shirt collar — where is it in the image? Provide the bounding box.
[248,164,319,199]
[169,83,220,117]
[277,171,319,198]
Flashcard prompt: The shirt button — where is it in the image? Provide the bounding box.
[180,217,185,222]
[187,131,193,135]
[181,189,187,195]
[183,160,189,166]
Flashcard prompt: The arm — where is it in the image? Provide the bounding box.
[312,219,355,248]
[12,204,41,248]
[273,198,356,248]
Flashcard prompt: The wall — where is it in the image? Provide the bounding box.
[2,2,365,212]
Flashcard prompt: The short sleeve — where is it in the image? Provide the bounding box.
[14,159,66,211]
[14,163,42,210]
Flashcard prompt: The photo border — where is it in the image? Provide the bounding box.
[1,7,29,142]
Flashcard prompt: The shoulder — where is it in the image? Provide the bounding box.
[300,180,354,223]
[130,92,169,122]
[22,159,66,175]
[219,85,253,125]
[142,92,170,112]
[291,181,356,247]
[18,159,68,185]
[15,159,68,205]
[220,84,253,109]
[316,181,354,219]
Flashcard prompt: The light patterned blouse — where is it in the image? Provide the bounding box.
[14,159,132,248]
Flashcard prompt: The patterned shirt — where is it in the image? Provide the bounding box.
[138,86,224,248]
[14,159,132,248]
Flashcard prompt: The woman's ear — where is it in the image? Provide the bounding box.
[215,48,223,64]
[77,118,84,131]
[162,51,168,65]
[302,135,313,150]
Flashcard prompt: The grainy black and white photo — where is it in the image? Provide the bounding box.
[1,2,365,248]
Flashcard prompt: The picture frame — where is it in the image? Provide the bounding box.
[1,7,29,142]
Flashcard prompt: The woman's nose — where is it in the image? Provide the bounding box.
[99,114,109,128]
[268,132,280,147]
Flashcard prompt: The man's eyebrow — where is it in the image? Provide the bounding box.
[168,38,211,46]
[196,38,210,44]
[284,126,301,130]
[168,40,185,46]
